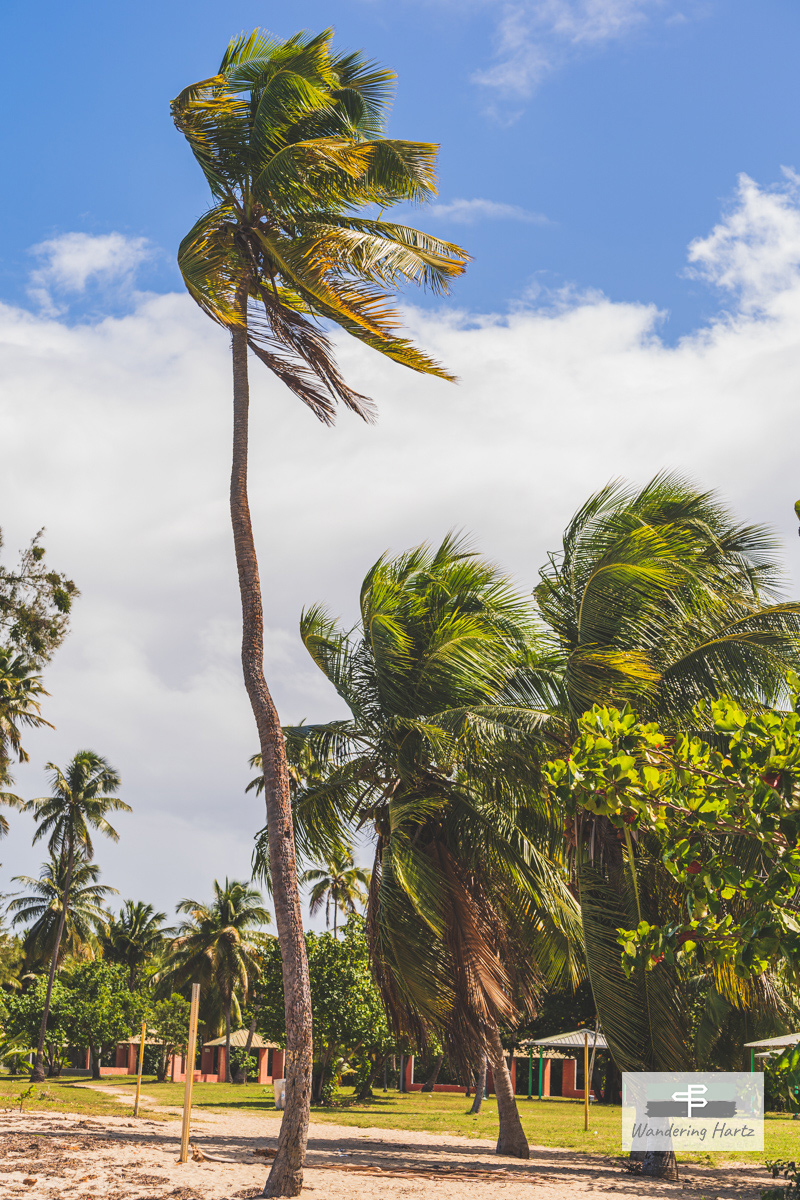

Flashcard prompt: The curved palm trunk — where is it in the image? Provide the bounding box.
[231,319,312,1198]
[486,1023,529,1159]
[470,1054,487,1114]
[236,998,260,1085]
[31,840,74,1083]
[356,1052,386,1101]
[224,999,233,1084]
[421,1052,443,1092]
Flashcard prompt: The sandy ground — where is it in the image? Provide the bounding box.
[0,1088,769,1200]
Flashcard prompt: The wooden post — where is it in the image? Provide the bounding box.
[179,984,200,1164]
[538,1049,543,1099]
[588,1020,600,1101]
[584,1031,589,1131]
[133,1021,146,1117]
[527,1047,533,1100]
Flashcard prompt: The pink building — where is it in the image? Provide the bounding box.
[403,1053,522,1094]
[172,1029,283,1085]
[92,1028,283,1084]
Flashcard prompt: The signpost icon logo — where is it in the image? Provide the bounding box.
[672,1083,707,1118]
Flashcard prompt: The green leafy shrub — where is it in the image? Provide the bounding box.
[229,1048,257,1081]
[763,1159,800,1198]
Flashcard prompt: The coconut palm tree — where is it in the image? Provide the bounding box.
[9,854,116,967]
[0,791,20,843]
[0,913,23,990]
[299,849,370,936]
[535,473,800,1178]
[100,900,170,990]
[169,879,271,1083]
[535,473,800,731]
[21,750,129,1082]
[171,29,467,1193]
[0,649,51,790]
[261,535,581,1158]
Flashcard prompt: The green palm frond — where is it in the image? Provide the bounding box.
[9,854,116,967]
[579,864,692,1072]
[23,751,128,861]
[536,471,800,724]
[173,26,469,421]
[272,534,579,1061]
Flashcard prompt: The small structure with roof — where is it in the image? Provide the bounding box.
[177,1029,283,1085]
[524,1027,608,1100]
[744,1032,800,1072]
[101,1029,284,1084]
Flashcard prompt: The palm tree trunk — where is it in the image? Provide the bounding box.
[333,903,337,939]
[421,1052,443,1092]
[236,998,260,1085]
[230,316,312,1198]
[224,999,233,1084]
[486,1023,529,1159]
[641,1150,679,1180]
[314,1043,333,1102]
[470,1054,487,1114]
[31,839,74,1083]
[355,1052,385,1101]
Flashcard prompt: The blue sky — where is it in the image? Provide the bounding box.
[3,0,799,335]
[4,1,800,916]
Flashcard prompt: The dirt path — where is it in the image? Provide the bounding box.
[0,1104,768,1198]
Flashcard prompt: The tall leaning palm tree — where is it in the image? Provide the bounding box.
[22,751,129,1082]
[299,848,369,936]
[171,28,467,1194]
[169,879,271,1083]
[10,854,116,968]
[264,536,581,1159]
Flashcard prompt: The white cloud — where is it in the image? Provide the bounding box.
[687,170,800,313]
[3,171,800,918]
[28,231,152,315]
[475,0,676,98]
[425,198,549,224]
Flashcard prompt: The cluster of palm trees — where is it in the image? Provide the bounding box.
[255,475,800,1166]
[1,855,273,1085]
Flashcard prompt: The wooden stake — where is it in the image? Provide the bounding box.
[133,1020,146,1117]
[179,984,200,1164]
[584,1030,589,1131]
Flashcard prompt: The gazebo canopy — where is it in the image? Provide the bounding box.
[203,1029,280,1050]
[744,1033,800,1050]
[523,1028,608,1052]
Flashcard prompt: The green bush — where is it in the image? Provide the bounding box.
[141,1045,161,1076]
[229,1048,257,1081]
[763,1159,800,1198]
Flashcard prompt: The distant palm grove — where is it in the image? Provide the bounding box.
[4,25,800,1200]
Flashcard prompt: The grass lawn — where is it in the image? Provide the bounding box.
[0,1073,143,1117]
[91,1077,800,1166]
